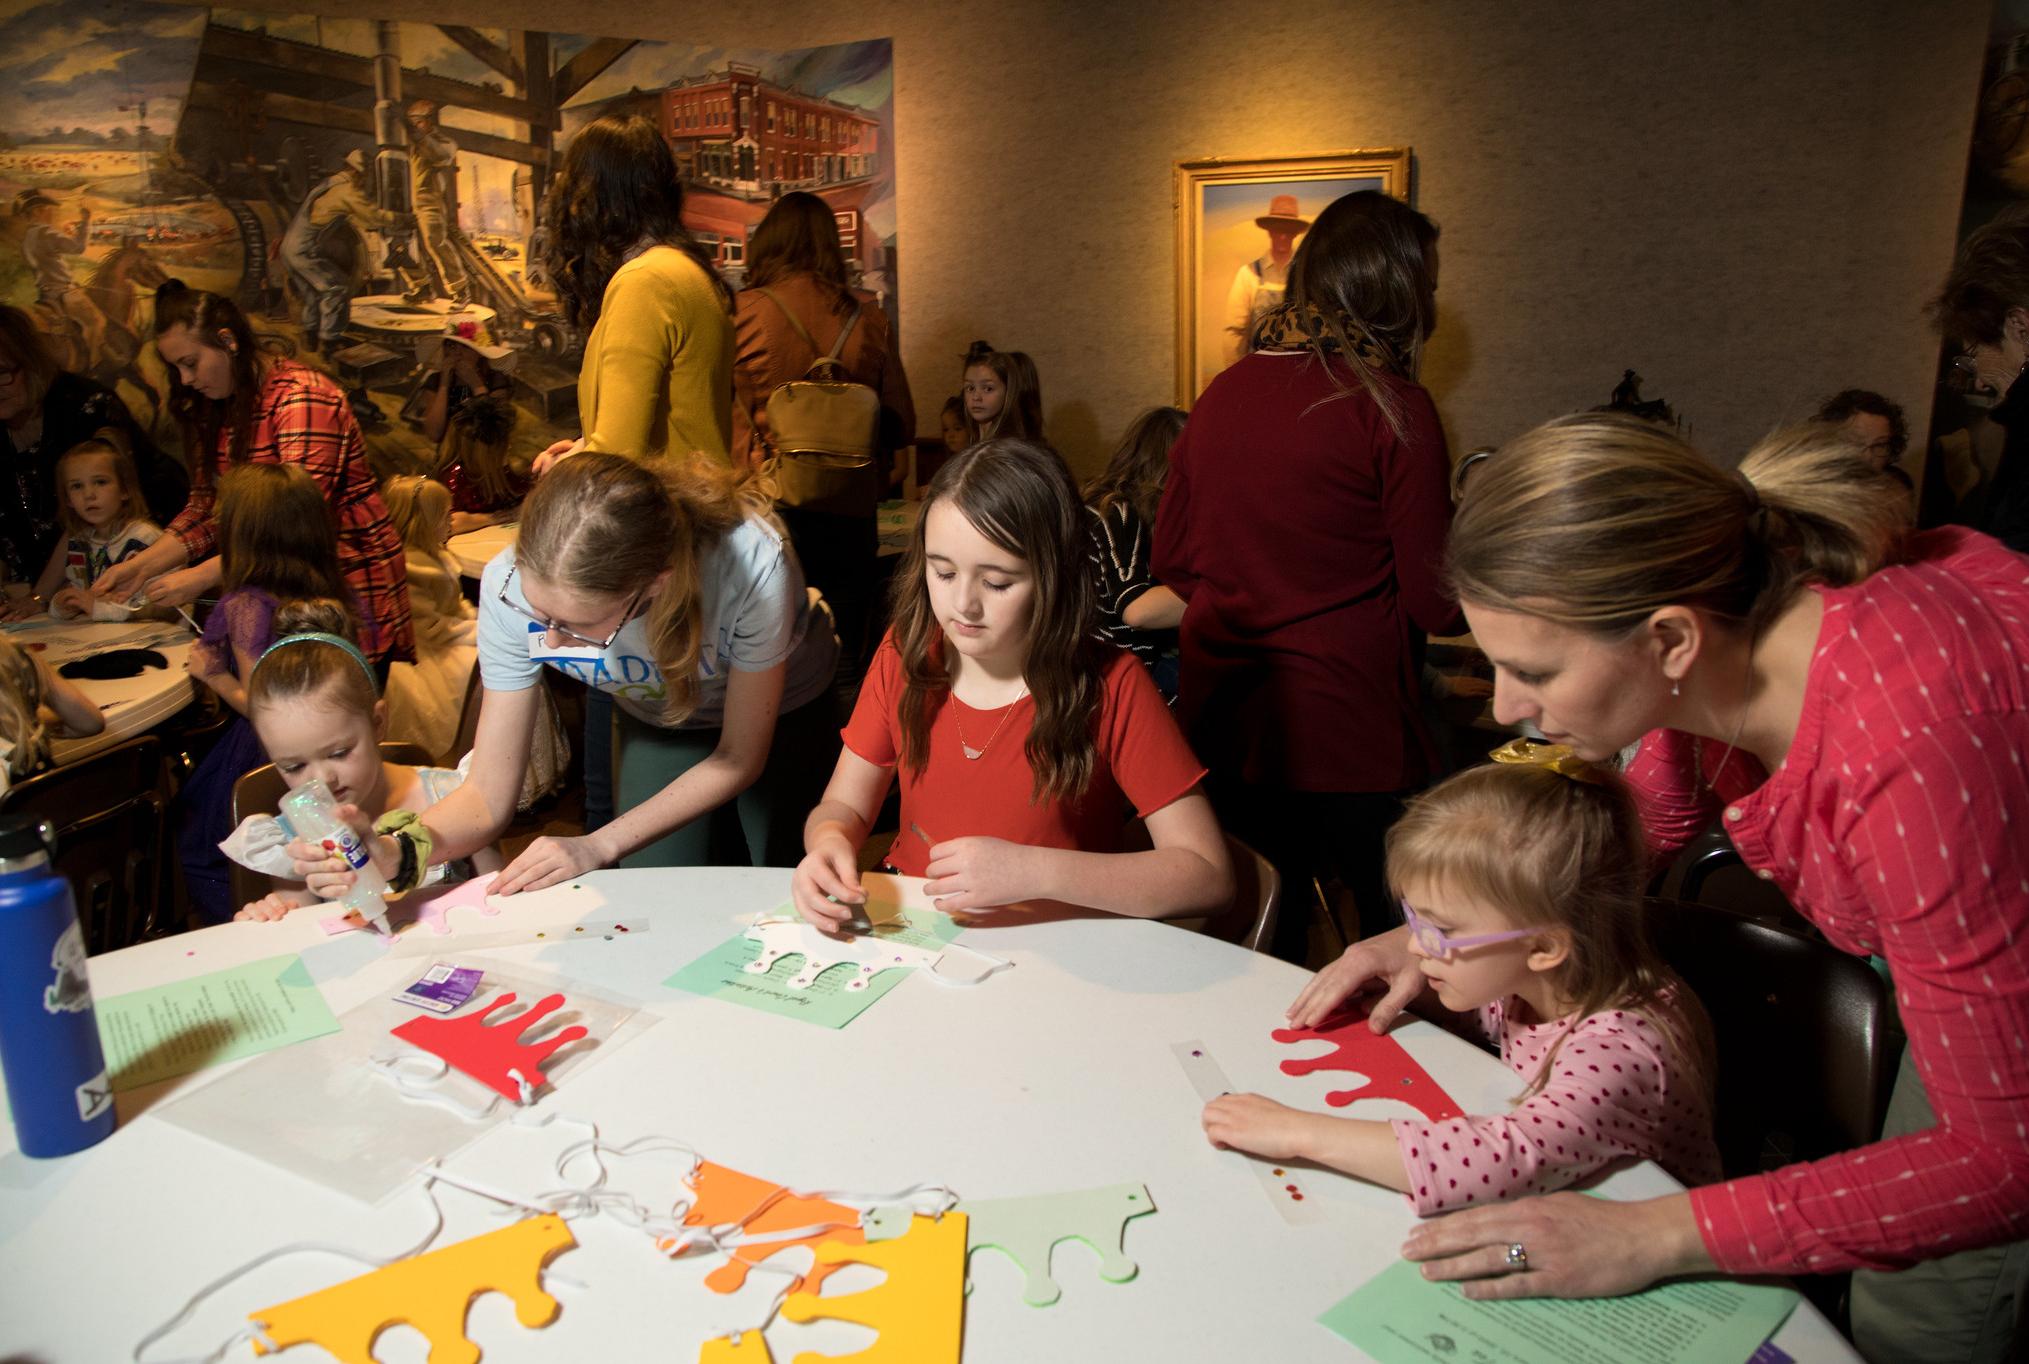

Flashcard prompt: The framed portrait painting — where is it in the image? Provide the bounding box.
[1174,148,1411,403]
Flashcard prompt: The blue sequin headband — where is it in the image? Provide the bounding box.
[255,632,379,696]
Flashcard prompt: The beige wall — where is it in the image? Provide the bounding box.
[223,0,1989,475]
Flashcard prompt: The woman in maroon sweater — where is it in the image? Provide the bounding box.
[1153,192,1462,956]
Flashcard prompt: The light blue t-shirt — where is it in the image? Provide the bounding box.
[477,514,836,729]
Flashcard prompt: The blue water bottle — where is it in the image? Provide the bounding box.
[0,815,115,1156]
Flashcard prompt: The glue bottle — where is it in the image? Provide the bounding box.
[0,815,116,1156]
[277,779,391,931]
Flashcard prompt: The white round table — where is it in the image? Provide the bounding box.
[0,868,1859,1362]
[1,616,197,765]
[448,524,518,581]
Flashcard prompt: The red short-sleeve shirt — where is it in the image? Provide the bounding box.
[844,637,1209,876]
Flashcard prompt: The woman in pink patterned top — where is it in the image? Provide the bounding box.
[1204,748,1720,1213]
[1294,413,2027,1364]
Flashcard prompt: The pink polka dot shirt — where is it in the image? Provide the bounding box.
[1391,993,1721,1218]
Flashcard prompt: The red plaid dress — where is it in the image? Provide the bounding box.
[166,360,413,664]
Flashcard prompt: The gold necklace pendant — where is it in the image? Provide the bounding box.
[954,686,1027,761]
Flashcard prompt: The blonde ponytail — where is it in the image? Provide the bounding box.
[1449,413,1907,636]
[516,451,768,725]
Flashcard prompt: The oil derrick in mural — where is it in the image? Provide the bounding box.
[173,18,636,403]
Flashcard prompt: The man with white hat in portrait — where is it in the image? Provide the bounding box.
[279,148,406,355]
[1224,193,1312,365]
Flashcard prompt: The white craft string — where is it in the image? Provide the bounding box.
[366,1047,542,1119]
[130,1182,450,1364]
[922,941,1013,987]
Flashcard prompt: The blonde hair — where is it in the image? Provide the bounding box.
[1449,413,1909,638]
[0,637,51,784]
[54,431,147,538]
[515,451,765,724]
[381,475,453,552]
[1387,760,1714,1101]
[246,599,375,722]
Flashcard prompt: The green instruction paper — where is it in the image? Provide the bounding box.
[1319,1256,1798,1364]
[665,906,963,1029]
[97,954,341,1091]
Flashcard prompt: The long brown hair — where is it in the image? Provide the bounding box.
[1085,406,1187,525]
[152,280,267,479]
[216,463,349,603]
[515,450,765,724]
[1448,414,1909,640]
[1284,191,1439,438]
[54,430,147,538]
[1387,759,1715,1102]
[889,439,1104,803]
[961,341,1043,445]
[745,191,851,314]
[540,115,729,328]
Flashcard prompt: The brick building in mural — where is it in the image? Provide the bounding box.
[595,63,879,201]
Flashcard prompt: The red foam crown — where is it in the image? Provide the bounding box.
[391,992,589,1101]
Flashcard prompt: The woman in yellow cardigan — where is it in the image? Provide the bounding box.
[536,113,737,829]
[537,114,735,471]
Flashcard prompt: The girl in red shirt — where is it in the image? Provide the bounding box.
[793,438,1232,924]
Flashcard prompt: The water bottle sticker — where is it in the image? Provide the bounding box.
[43,922,91,1014]
[75,1069,111,1122]
[324,831,370,873]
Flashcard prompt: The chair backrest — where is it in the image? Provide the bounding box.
[446,664,484,768]
[1191,834,1280,953]
[1657,822,1817,936]
[1646,896,1894,1178]
[0,736,167,952]
[227,741,436,913]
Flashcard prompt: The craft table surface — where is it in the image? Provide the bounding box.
[0,868,1858,1363]
[1,616,198,765]
[448,523,518,580]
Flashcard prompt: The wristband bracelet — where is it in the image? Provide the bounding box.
[389,830,418,893]
[373,809,436,894]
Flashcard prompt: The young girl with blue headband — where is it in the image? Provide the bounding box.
[226,600,501,922]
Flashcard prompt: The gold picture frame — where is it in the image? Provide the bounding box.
[1174,148,1412,405]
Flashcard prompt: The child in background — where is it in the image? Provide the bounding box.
[939,396,968,455]
[18,432,161,621]
[379,475,478,761]
[793,437,1231,925]
[0,635,103,796]
[1085,406,1188,700]
[960,341,1044,446]
[1202,741,1721,1214]
[176,464,354,922]
[417,320,527,535]
[231,600,501,921]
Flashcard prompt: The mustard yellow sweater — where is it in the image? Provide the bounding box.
[577,245,733,464]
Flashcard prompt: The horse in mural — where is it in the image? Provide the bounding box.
[33,241,172,434]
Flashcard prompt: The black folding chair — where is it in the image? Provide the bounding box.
[1,736,168,952]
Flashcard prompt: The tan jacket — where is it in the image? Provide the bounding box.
[731,273,915,468]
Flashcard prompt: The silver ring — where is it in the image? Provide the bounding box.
[1504,1241,1529,1272]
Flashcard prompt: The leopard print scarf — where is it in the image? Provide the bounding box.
[1249,300,1408,378]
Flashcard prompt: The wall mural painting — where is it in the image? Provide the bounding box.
[1172,149,1410,406]
[0,4,897,475]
